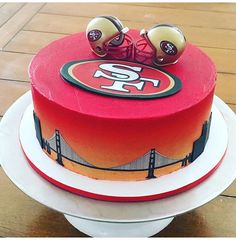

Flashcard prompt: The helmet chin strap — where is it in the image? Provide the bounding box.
[140,29,147,36]
[121,27,129,34]
[153,58,178,66]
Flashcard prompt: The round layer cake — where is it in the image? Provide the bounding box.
[29,30,216,181]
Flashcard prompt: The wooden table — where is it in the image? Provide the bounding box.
[0,3,236,237]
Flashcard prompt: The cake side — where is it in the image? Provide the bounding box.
[30,30,216,181]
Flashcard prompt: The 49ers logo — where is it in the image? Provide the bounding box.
[60,59,182,99]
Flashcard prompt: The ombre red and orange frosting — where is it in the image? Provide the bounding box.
[29,30,216,181]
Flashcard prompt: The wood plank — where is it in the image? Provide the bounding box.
[183,26,236,50]
[223,179,236,197]
[228,104,236,113]
[40,3,236,30]
[24,15,236,76]
[200,47,236,75]
[158,196,236,237]
[0,52,33,81]
[215,73,236,104]
[0,79,30,116]
[24,13,89,34]
[24,13,236,51]
[0,3,24,27]
[131,3,236,13]
[0,3,45,50]
[4,30,68,54]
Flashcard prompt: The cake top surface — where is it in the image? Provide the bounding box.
[30,30,216,119]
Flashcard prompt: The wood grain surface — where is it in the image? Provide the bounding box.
[0,2,235,237]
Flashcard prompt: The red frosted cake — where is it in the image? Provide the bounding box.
[29,28,215,181]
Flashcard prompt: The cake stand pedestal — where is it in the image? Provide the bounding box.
[64,215,174,237]
[1,91,236,237]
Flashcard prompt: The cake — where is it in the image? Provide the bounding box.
[29,19,216,182]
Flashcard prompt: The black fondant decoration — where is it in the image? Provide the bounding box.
[41,130,182,172]
[33,111,43,148]
[190,112,212,163]
[34,112,212,178]
[45,141,51,154]
[55,129,64,166]
[205,112,212,143]
[181,155,189,167]
[146,148,157,179]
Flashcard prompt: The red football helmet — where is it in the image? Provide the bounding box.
[134,24,186,66]
[86,16,133,60]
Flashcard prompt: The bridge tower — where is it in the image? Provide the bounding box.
[55,129,63,166]
[181,155,189,166]
[146,148,157,179]
[33,111,43,148]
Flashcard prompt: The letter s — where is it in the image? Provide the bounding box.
[94,63,142,82]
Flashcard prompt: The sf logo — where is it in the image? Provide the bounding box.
[93,63,160,93]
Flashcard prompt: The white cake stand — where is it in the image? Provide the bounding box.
[0,91,236,237]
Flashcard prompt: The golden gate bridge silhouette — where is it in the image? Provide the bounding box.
[33,112,212,179]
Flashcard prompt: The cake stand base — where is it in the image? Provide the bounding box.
[64,214,174,237]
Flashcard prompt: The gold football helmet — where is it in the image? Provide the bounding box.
[86,16,132,58]
[135,24,186,66]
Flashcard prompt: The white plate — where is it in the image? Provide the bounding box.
[19,103,227,201]
[0,91,236,223]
